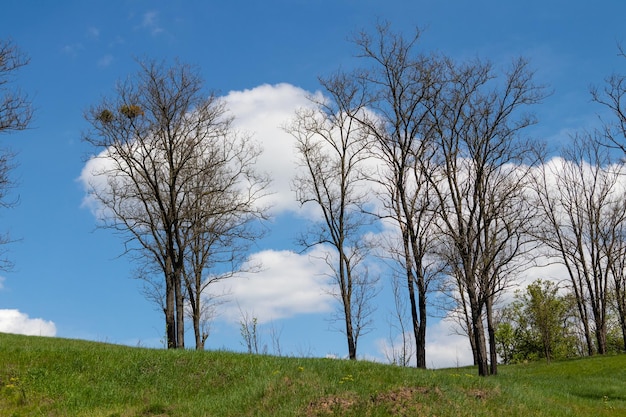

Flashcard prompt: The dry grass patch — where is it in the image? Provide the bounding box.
[371,386,438,416]
[305,391,358,416]
[305,386,438,416]
[465,387,498,400]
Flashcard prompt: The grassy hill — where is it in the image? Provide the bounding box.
[1,332,625,416]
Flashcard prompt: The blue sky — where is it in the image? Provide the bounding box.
[0,0,625,367]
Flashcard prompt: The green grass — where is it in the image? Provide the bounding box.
[1,333,625,416]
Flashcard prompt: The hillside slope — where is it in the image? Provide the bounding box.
[1,332,625,416]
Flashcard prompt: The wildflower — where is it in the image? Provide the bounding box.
[5,377,19,389]
[339,374,354,384]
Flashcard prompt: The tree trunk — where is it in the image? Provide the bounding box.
[543,332,552,364]
[402,225,426,369]
[485,296,497,375]
[620,311,626,352]
[190,280,203,350]
[404,267,421,368]
[616,285,626,351]
[574,294,595,356]
[340,257,357,360]
[416,274,427,369]
[468,324,478,366]
[185,265,205,350]
[457,282,478,365]
[165,257,177,349]
[595,315,607,355]
[343,282,357,360]
[175,267,185,348]
[472,314,489,376]
[345,313,357,360]
[468,286,489,376]
[193,311,204,350]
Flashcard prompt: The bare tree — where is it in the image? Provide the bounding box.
[83,59,269,349]
[239,309,261,354]
[590,45,626,352]
[179,128,269,349]
[426,57,545,376]
[437,246,480,366]
[0,39,31,134]
[0,39,32,271]
[531,135,625,355]
[351,23,444,369]
[590,45,626,154]
[286,71,378,360]
[606,212,626,351]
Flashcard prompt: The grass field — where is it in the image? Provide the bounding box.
[1,332,625,416]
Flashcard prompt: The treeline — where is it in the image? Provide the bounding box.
[284,24,626,377]
[3,23,626,378]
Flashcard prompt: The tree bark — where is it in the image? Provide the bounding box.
[485,296,498,375]
[416,274,428,369]
[471,304,490,377]
[165,257,176,348]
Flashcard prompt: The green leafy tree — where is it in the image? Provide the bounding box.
[525,280,570,362]
[497,279,578,363]
[494,321,516,364]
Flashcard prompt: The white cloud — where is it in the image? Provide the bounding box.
[424,318,474,369]
[224,83,320,215]
[223,83,390,220]
[0,309,56,337]
[78,148,118,221]
[212,248,336,323]
[78,83,319,218]
[0,276,4,291]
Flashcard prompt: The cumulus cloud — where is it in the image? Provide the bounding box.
[424,319,474,369]
[78,83,317,218]
[79,148,120,221]
[224,83,320,215]
[0,309,56,337]
[212,248,336,323]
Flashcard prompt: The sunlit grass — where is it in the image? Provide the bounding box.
[1,332,625,416]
